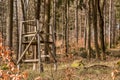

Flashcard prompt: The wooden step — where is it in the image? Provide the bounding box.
[22,55,50,63]
[22,32,53,37]
[23,22,36,26]
[22,41,53,45]
[22,34,36,37]
[22,32,36,35]
[22,59,39,63]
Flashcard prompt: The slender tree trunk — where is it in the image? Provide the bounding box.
[112,7,116,46]
[75,0,79,43]
[53,0,56,56]
[98,0,106,60]
[45,0,51,61]
[6,0,14,49]
[109,0,112,48]
[65,0,69,56]
[35,0,43,72]
[15,0,19,59]
[21,0,28,43]
[87,0,92,59]
[104,0,107,45]
[119,20,120,36]
[84,13,87,48]
[92,0,100,59]
[35,0,40,20]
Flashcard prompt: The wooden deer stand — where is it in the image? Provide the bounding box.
[17,19,57,72]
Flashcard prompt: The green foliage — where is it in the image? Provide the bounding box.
[71,60,84,68]
[0,64,9,70]
[117,61,120,67]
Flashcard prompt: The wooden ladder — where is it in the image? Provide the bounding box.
[17,19,57,72]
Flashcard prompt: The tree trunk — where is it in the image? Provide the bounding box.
[109,0,112,48]
[98,0,106,60]
[112,6,116,46]
[75,0,79,43]
[87,0,92,59]
[6,0,14,49]
[45,0,51,62]
[53,0,56,56]
[92,0,100,59]
[104,0,107,45]
[35,0,41,20]
[65,0,69,56]
[15,0,19,59]
[84,13,87,48]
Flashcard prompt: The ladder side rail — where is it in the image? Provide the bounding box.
[46,44,57,63]
[17,21,23,69]
[18,22,23,60]
[49,25,57,62]
[51,25,57,71]
[36,20,43,72]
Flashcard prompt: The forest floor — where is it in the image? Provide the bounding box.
[23,48,120,80]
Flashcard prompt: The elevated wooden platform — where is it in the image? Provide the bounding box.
[17,19,57,72]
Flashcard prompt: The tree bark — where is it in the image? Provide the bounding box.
[109,0,112,48]
[92,0,100,59]
[35,0,41,20]
[87,0,92,59]
[53,0,56,56]
[45,0,51,61]
[75,0,79,43]
[6,0,14,49]
[65,0,69,56]
[98,0,106,60]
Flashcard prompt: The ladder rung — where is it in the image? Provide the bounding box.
[22,41,37,45]
[22,34,36,37]
[22,32,53,37]
[41,55,50,57]
[23,23,36,26]
[22,41,53,44]
[22,55,50,63]
[21,20,35,23]
[22,59,39,63]
[22,32,36,35]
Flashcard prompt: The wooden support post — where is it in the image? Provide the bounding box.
[51,25,57,71]
[33,45,37,70]
[17,22,23,69]
[36,20,43,72]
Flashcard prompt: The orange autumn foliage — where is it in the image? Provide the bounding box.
[0,35,28,80]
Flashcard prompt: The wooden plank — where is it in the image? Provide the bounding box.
[23,23,36,26]
[22,59,39,63]
[21,20,35,23]
[18,22,23,61]
[41,55,50,57]
[22,55,50,63]
[22,41,37,45]
[22,41,53,44]
[37,19,43,72]
[22,33,53,38]
[22,34,36,37]
[22,32,36,35]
